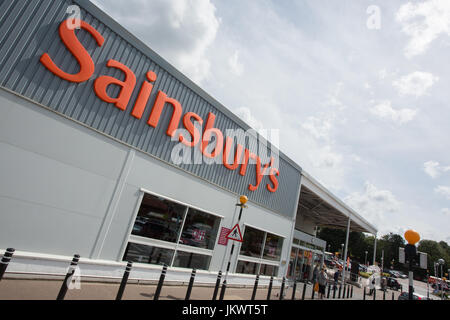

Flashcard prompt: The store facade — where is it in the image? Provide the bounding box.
[0,0,377,283]
[0,0,303,280]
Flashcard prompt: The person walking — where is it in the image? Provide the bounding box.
[318,267,328,299]
[312,263,319,284]
[333,269,340,290]
[368,273,375,295]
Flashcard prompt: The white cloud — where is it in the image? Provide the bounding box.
[301,116,332,140]
[313,145,343,169]
[228,50,244,76]
[233,106,264,131]
[392,71,439,97]
[369,100,417,124]
[397,0,450,58]
[435,185,450,199]
[92,0,220,84]
[424,160,450,178]
[442,208,450,216]
[344,182,402,232]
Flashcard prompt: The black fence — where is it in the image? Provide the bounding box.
[0,248,402,300]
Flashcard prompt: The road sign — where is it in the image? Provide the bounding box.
[399,247,427,269]
[225,223,243,242]
[218,227,231,246]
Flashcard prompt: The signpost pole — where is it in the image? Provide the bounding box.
[219,196,247,300]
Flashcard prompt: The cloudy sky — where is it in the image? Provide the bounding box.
[91,0,450,242]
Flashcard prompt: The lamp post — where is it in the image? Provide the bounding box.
[438,258,445,300]
[404,229,420,300]
[365,251,368,266]
[219,195,247,300]
[340,244,344,260]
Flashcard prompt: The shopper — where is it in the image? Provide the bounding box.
[368,274,375,295]
[333,269,340,289]
[318,267,328,299]
[312,263,319,284]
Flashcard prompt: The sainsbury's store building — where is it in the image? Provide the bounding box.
[0,0,377,285]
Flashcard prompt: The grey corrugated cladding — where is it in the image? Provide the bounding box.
[0,0,302,218]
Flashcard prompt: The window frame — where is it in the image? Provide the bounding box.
[236,223,284,275]
[122,189,224,270]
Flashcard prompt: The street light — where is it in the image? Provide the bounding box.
[340,243,344,259]
[365,251,368,266]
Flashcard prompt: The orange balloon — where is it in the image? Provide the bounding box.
[404,229,420,245]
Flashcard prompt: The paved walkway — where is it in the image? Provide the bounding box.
[0,278,402,300]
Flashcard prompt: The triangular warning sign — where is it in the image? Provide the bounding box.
[225,223,243,242]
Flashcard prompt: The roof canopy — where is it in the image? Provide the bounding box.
[298,171,377,235]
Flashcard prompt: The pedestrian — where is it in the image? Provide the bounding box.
[368,274,375,295]
[312,263,319,284]
[333,269,340,289]
[318,267,328,299]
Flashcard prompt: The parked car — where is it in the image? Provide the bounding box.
[324,259,335,268]
[386,277,402,291]
[387,270,398,278]
[431,282,450,292]
[395,271,408,279]
[398,292,432,300]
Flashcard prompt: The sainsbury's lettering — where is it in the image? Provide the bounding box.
[40,19,279,193]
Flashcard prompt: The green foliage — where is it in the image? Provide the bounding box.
[317,227,449,278]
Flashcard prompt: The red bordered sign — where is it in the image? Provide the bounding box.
[225,223,243,242]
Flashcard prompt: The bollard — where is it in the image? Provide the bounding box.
[266,276,273,300]
[154,264,168,300]
[219,280,227,300]
[0,248,15,281]
[251,274,259,300]
[338,285,342,298]
[351,285,353,298]
[327,283,331,299]
[279,277,286,300]
[383,289,386,300]
[333,285,336,299]
[56,254,80,300]
[311,282,315,300]
[342,285,346,299]
[373,288,376,300]
[363,287,366,300]
[291,280,297,300]
[301,282,307,300]
[347,285,350,298]
[212,270,222,300]
[185,269,196,300]
[116,261,132,300]
[392,291,395,300]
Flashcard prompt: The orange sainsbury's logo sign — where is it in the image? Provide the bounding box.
[40,19,279,193]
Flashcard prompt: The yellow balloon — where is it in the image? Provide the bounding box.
[239,195,248,205]
[404,229,420,245]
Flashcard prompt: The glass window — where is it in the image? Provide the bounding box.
[172,251,211,270]
[260,264,278,277]
[236,260,259,275]
[123,242,174,266]
[131,193,186,243]
[179,208,221,250]
[239,226,265,258]
[263,233,283,261]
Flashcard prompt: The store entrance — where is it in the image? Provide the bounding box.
[288,245,325,282]
[288,246,311,281]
